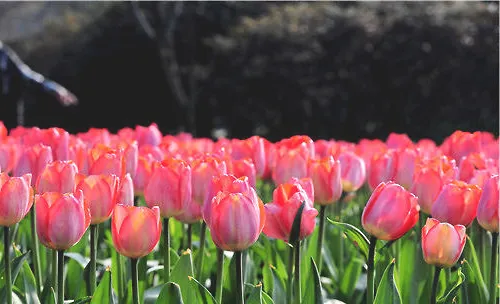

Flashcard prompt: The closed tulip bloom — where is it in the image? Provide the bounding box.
[362,182,419,241]
[431,181,482,226]
[457,153,490,183]
[144,158,192,218]
[272,145,309,185]
[307,156,342,204]
[355,139,387,177]
[136,123,162,147]
[263,179,318,242]
[14,143,53,186]
[206,184,265,251]
[116,141,138,179]
[421,218,466,268]
[0,140,19,174]
[134,154,155,195]
[476,175,499,232]
[411,167,445,214]
[37,160,79,193]
[368,149,398,191]
[338,151,366,192]
[440,131,482,162]
[68,139,89,174]
[231,136,266,178]
[394,148,418,190]
[36,190,91,250]
[232,158,257,188]
[116,173,134,207]
[386,133,414,150]
[76,174,119,224]
[111,204,161,258]
[0,173,33,227]
[88,145,124,177]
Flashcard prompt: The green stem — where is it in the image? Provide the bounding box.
[88,224,97,295]
[186,223,193,249]
[337,202,344,274]
[4,226,12,304]
[195,222,206,278]
[287,244,294,304]
[367,236,377,304]
[431,267,442,304]
[131,258,139,304]
[163,217,170,283]
[215,248,224,304]
[294,241,301,304]
[489,232,498,304]
[316,205,326,273]
[57,250,64,304]
[52,249,58,297]
[116,253,124,302]
[235,251,244,304]
[30,208,42,295]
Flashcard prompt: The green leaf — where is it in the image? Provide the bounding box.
[289,202,306,246]
[374,259,401,304]
[189,277,216,304]
[462,236,489,303]
[156,282,184,304]
[90,269,115,304]
[47,287,57,304]
[65,252,90,269]
[261,290,275,304]
[339,257,364,298]
[144,285,165,304]
[0,250,31,301]
[71,296,93,304]
[398,236,431,304]
[270,265,287,304]
[437,267,465,304]
[20,255,41,304]
[302,257,323,304]
[246,283,263,304]
[170,250,195,304]
[327,219,370,260]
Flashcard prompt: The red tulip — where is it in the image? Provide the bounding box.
[14,143,53,186]
[440,131,482,161]
[36,191,91,250]
[431,180,482,226]
[0,173,33,227]
[111,204,161,258]
[476,175,499,232]
[361,182,419,241]
[338,151,366,192]
[144,158,192,218]
[204,178,265,251]
[76,174,120,224]
[421,218,466,268]
[307,156,342,204]
[263,178,318,242]
[36,160,78,194]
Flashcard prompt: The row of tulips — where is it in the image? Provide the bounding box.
[0,121,498,304]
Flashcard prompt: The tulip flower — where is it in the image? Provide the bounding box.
[0,173,33,227]
[431,181,482,226]
[205,176,265,304]
[231,136,266,178]
[272,136,314,184]
[263,178,317,243]
[112,204,161,304]
[421,218,467,267]
[368,149,397,191]
[231,158,257,188]
[14,143,53,186]
[0,140,19,174]
[136,123,162,147]
[133,154,155,196]
[75,174,119,225]
[386,132,414,150]
[117,173,135,207]
[36,160,78,194]
[88,144,124,177]
[394,148,418,189]
[421,217,467,304]
[362,181,419,304]
[476,174,499,233]
[440,130,482,162]
[338,151,366,192]
[144,158,191,283]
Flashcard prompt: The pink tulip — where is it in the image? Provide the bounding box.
[75,174,119,224]
[0,173,33,226]
[117,173,135,207]
[307,156,342,204]
[14,143,53,186]
[338,151,366,192]
[362,182,419,241]
[36,160,78,194]
[231,158,257,188]
[111,204,161,258]
[36,191,91,250]
[421,218,466,268]
[476,175,499,232]
[368,149,397,191]
[263,178,318,242]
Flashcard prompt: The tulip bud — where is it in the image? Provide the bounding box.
[421,218,466,268]
[76,174,119,224]
[476,175,499,232]
[0,173,33,227]
[36,160,78,193]
[361,182,419,241]
[431,181,482,226]
[36,190,91,250]
[111,205,161,258]
[263,178,318,242]
[307,156,342,205]
[338,151,366,192]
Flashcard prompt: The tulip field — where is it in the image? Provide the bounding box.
[0,122,497,304]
